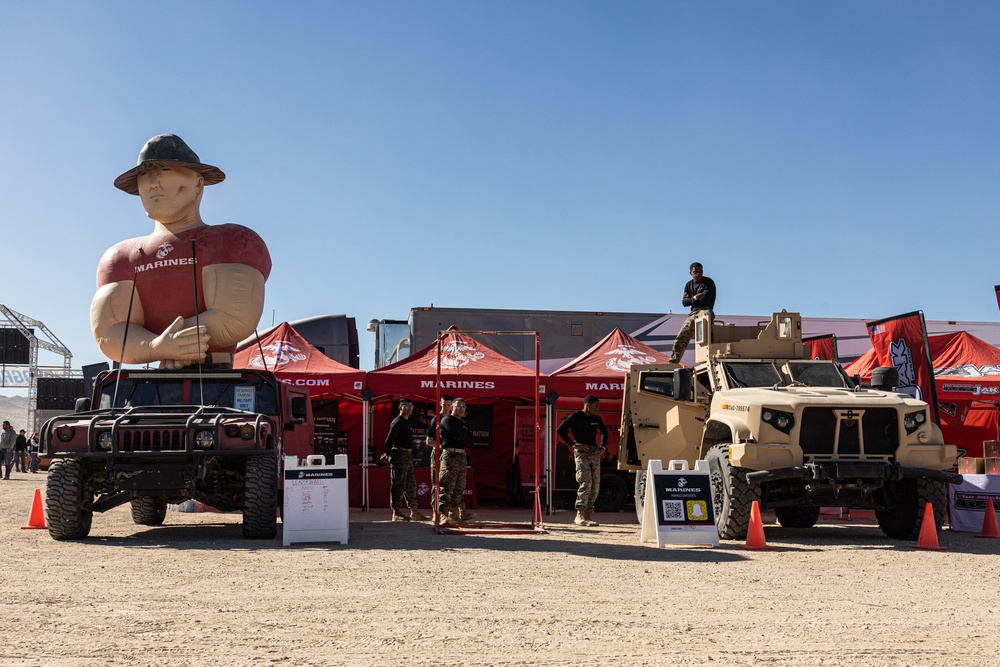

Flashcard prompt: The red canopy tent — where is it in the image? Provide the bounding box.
[234,322,365,397]
[548,327,672,400]
[366,329,544,506]
[233,322,367,467]
[844,331,1000,458]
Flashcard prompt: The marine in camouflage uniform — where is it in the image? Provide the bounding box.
[425,395,453,513]
[438,399,476,525]
[381,399,428,521]
[556,395,609,526]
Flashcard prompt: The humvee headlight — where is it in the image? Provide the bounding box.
[194,430,216,449]
[904,410,926,435]
[56,425,76,442]
[761,408,795,435]
[225,424,256,440]
[97,432,113,451]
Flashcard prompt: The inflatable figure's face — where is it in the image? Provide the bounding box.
[137,166,203,226]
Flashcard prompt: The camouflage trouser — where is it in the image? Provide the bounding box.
[574,447,602,513]
[431,448,464,510]
[671,308,713,362]
[388,449,417,510]
[438,450,467,513]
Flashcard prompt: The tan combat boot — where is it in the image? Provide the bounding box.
[459,507,477,521]
[584,511,599,527]
[409,507,430,521]
[391,508,410,522]
[574,511,587,526]
[442,508,461,526]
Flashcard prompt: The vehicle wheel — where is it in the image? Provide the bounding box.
[595,474,629,513]
[45,459,93,541]
[705,445,757,540]
[243,454,278,539]
[131,497,167,526]
[633,470,647,523]
[774,506,820,529]
[876,478,948,540]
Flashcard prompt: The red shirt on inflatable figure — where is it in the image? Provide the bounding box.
[96,224,271,354]
[92,134,270,367]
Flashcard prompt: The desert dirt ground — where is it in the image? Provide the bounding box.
[1,470,998,667]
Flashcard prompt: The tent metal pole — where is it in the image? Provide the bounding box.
[362,398,370,511]
[545,402,554,515]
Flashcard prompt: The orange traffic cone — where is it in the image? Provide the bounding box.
[909,501,946,550]
[21,488,47,530]
[976,498,1000,539]
[741,500,773,551]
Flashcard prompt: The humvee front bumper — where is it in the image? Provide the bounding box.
[746,463,963,486]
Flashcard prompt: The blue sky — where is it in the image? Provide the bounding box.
[1,1,998,380]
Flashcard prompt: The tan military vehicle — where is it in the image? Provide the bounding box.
[618,310,962,540]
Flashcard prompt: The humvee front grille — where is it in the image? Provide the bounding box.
[800,408,898,459]
[120,430,186,452]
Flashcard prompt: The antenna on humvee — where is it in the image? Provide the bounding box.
[253,331,270,372]
[190,240,204,405]
[111,260,142,413]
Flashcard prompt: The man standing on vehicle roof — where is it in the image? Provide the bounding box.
[381,398,429,522]
[91,134,271,370]
[556,395,609,527]
[670,262,716,364]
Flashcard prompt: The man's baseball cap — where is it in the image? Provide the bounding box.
[114,134,226,195]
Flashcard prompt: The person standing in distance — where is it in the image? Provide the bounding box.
[13,429,28,473]
[381,398,429,522]
[426,394,453,511]
[438,398,476,525]
[28,432,41,473]
[670,262,716,364]
[556,395,610,527]
[0,421,15,480]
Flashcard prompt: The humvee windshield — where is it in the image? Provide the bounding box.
[722,361,850,389]
[97,379,278,414]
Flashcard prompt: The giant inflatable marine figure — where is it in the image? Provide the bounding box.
[91,134,271,368]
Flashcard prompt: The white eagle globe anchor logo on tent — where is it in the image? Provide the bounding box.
[249,340,307,369]
[431,341,486,369]
[605,345,657,372]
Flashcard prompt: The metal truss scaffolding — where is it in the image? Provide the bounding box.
[0,305,78,431]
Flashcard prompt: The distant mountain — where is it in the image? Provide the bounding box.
[0,394,31,427]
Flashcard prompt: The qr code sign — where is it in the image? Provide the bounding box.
[661,500,684,521]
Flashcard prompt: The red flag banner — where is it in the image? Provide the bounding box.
[866,311,939,423]
[803,334,838,362]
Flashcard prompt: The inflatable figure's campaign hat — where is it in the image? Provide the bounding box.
[114,134,226,195]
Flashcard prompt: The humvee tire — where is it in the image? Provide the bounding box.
[633,470,647,522]
[876,478,948,540]
[595,473,629,513]
[706,445,756,540]
[243,454,278,539]
[131,498,168,526]
[774,506,821,529]
[46,459,93,541]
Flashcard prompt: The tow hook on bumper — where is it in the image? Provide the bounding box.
[746,463,963,486]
